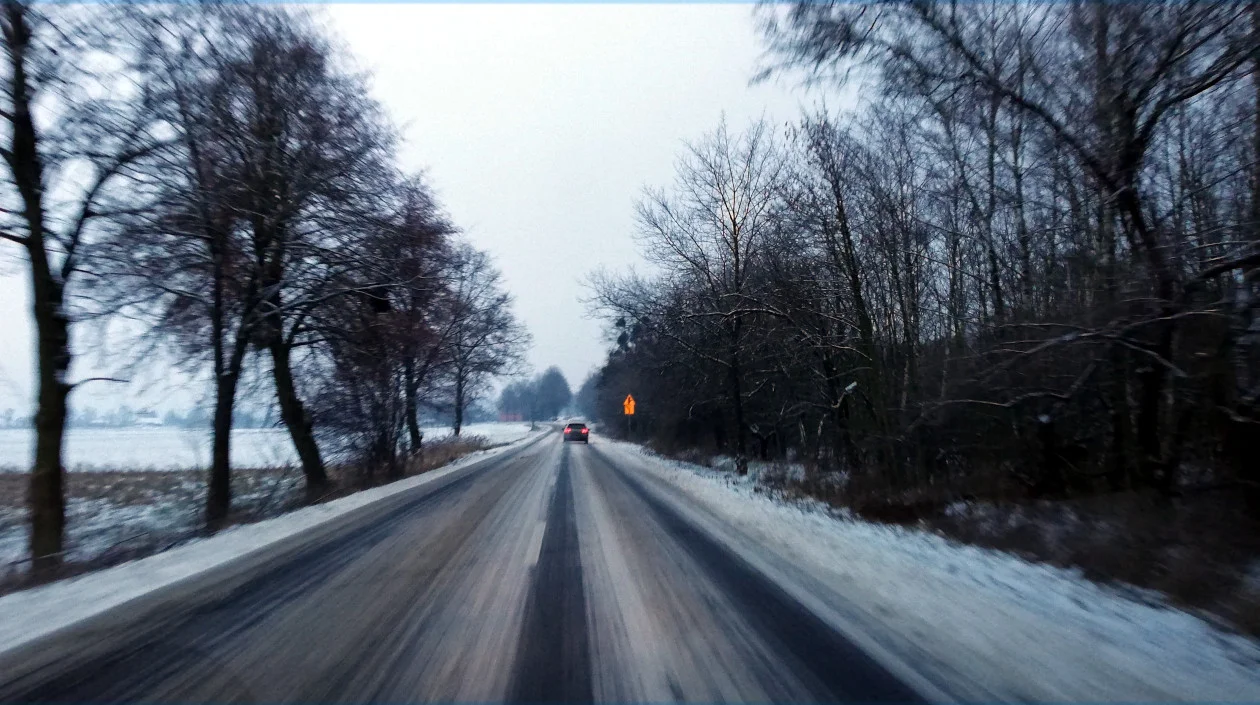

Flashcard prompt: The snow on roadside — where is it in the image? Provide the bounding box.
[598,439,1260,702]
[453,422,536,447]
[0,430,542,658]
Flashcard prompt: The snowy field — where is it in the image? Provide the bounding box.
[0,423,536,472]
[597,439,1260,702]
[0,423,541,574]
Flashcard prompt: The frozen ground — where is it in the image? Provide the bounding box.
[0,423,535,472]
[597,439,1260,702]
[0,423,538,575]
[0,470,293,573]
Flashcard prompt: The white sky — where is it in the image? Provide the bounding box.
[0,4,829,413]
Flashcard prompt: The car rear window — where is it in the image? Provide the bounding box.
[566,424,586,430]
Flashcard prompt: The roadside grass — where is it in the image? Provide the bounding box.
[0,434,494,597]
[305,435,491,504]
[915,489,1260,637]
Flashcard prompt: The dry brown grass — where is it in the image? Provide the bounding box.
[406,435,488,475]
[910,489,1260,637]
[310,435,491,504]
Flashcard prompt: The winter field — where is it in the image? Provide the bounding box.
[0,423,536,472]
[0,423,538,576]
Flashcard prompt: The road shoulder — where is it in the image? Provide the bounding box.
[592,438,1260,702]
[0,431,548,671]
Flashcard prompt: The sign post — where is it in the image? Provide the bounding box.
[623,394,635,440]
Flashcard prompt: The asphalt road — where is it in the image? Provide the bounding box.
[0,434,926,703]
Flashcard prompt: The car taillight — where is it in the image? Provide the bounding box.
[581,429,588,434]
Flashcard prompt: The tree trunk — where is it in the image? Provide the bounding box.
[453,374,465,437]
[984,90,1006,322]
[208,365,239,527]
[1099,201,1131,492]
[1012,113,1033,312]
[1135,322,1175,492]
[1116,183,1179,493]
[381,425,402,481]
[1106,348,1132,492]
[1253,2,1260,243]
[270,341,327,493]
[404,357,422,453]
[207,297,252,525]
[728,346,748,476]
[5,1,68,572]
[29,297,69,572]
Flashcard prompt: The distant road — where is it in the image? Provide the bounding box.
[0,433,925,703]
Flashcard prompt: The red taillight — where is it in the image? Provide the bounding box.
[581,429,588,434]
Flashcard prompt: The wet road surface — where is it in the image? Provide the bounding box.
[0,434,926,703]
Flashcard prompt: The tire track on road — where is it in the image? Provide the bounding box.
[508,444,592,703]
[588,444,926,704]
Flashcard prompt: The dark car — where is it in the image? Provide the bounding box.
[562,423,589,443]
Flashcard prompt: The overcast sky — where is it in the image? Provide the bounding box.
[0,4,829,413]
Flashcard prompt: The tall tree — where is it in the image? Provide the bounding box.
[575,372,600,421]
[442,245,529,436]
[211,9,396,497]
[603,119,787,473]
[1,2,159,566]
[534,367,572,420]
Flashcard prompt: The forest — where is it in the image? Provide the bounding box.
[587,3,1260,619]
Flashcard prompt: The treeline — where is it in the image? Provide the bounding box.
[498,366,573,422]
[590,2,1260,511]
[1,3,527,570]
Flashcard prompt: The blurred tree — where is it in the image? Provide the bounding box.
[534,367,572,420]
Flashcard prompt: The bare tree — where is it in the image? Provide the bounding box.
[206,9,397,498]
[389,179,458,453]
[441,244,529,436]
[1,1,160,567]
[615,118,787,473]
[93,5,266,527]
[97,5,403,520]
